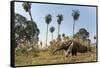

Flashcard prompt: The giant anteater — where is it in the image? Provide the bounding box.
[52,40,91,57]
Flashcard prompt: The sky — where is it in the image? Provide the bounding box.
[15,2,97,46]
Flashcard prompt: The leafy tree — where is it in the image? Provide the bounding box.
[86,39,91,48]
[15,13,27,48]
[49,26,55,41]
[72,10,80,36]
[45,14,52,46]
[57,14,63,37]
[79,28,89,40]
[74,28,90,45]
[24,20,40,45]
[15,13,39,48]
[73,32,80,41]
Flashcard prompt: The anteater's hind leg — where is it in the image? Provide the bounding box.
[65,41,74,57]
[72,50,77,56]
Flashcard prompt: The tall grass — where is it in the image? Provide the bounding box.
[15,45,96,66]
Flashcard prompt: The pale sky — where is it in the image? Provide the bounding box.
[15,2,97,46]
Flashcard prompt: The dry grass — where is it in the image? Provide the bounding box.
[15,46,97,66]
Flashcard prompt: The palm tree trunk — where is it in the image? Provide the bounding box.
[29,10,35,44]
[46,24,48,46]
[29,10,33,22]
[58,24,60,37]
[73,20,75,37]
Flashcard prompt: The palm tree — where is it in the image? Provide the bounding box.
[57,14,63,37]
[45,14,52,46]
[22,2,33,22]
[72,10,80,36]
[50,26,55,41]
[22,2,35,42]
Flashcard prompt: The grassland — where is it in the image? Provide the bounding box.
[15,46,97,66]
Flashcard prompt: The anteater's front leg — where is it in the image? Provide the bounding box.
[64,41,74,57]
[64,49,71,57]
